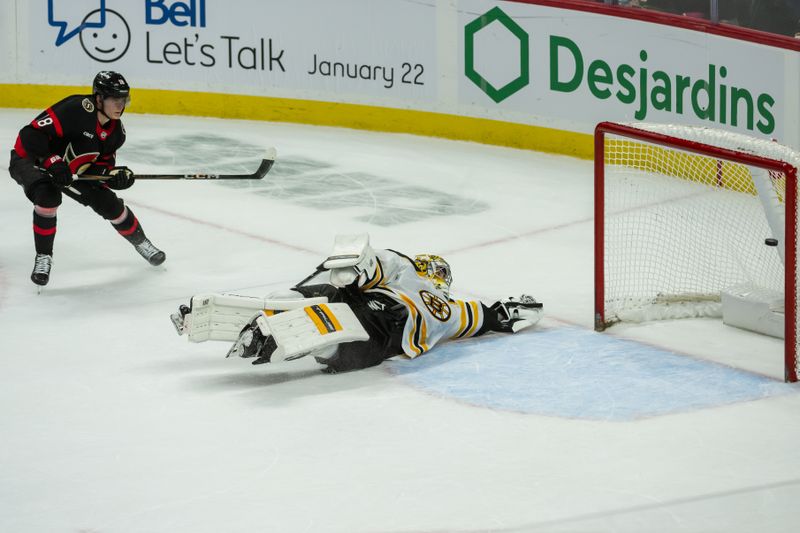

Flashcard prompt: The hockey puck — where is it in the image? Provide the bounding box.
[765,238,779,246]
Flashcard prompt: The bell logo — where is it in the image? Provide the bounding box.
[145,0,206,27]
[464,7,530,103]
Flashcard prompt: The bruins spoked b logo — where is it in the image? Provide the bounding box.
[420,290,451,322]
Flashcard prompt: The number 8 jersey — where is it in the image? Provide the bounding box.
[13,94,125,174]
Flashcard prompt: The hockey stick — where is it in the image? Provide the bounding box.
[293,263,327,289]
[78,147,276,181]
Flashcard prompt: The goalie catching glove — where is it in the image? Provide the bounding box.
[490,295,543,333]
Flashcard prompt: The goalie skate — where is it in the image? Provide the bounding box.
[226,313,278,363]
[170,304,191,335]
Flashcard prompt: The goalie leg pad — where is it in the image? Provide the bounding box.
[261,302,370,363]
[173,293,328,342]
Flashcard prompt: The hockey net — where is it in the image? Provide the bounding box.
[594,122,800,382]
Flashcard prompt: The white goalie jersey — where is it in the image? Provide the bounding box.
[356,249,486,358]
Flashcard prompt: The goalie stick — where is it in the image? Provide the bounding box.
[78,147,276,181]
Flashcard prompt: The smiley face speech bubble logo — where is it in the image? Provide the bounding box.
[48,0,108,46]
[79,8,130,63]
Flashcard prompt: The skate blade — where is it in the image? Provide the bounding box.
[170,312,186,335]
[284,351,310,362]
[225,342,244,359]
[225,329,253,358]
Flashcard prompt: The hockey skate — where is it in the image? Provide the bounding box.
[226,314,278,365]
[492,295,543,333]
[31,253,53,286]
[170,304,191,335]
[133,238,166,266]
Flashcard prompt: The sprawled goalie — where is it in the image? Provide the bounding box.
[170,234,543,373]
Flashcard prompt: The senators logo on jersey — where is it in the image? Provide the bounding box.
[420,290,451,321]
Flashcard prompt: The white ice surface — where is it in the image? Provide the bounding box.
[1,110,799,532]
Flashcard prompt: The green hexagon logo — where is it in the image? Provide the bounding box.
[465,7,529,103]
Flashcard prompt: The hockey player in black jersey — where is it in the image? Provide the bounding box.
[8,71,165,286]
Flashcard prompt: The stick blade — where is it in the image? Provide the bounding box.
[253,147,277,179]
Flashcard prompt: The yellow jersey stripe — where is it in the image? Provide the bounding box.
[455,300,469,338]
[397,291,425,356]
[465,301,481,337]
[419,313,429,352]
[456,300,475,339]
[362,258,384,290]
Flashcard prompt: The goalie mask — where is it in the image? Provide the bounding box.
[414,254,452,297]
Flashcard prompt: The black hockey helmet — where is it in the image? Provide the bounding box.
[92,71,130,99]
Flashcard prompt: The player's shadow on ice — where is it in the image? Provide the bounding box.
[181,361,383,403]
[188,368,323,390]
[38,265,165,296]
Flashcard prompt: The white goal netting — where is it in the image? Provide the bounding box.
[597,122,800,380]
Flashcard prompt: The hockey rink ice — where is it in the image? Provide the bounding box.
[1,109,799,532]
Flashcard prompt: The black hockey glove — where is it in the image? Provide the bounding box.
[42,155,73,187]
[105,166,135,190]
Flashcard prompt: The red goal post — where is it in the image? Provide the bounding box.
[594,121,799,382]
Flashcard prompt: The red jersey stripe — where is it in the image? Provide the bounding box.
[97,119,117,140]
[13,135,28,158]
[46,108,64,137]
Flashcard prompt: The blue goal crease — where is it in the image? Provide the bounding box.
[386,326,797,421]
